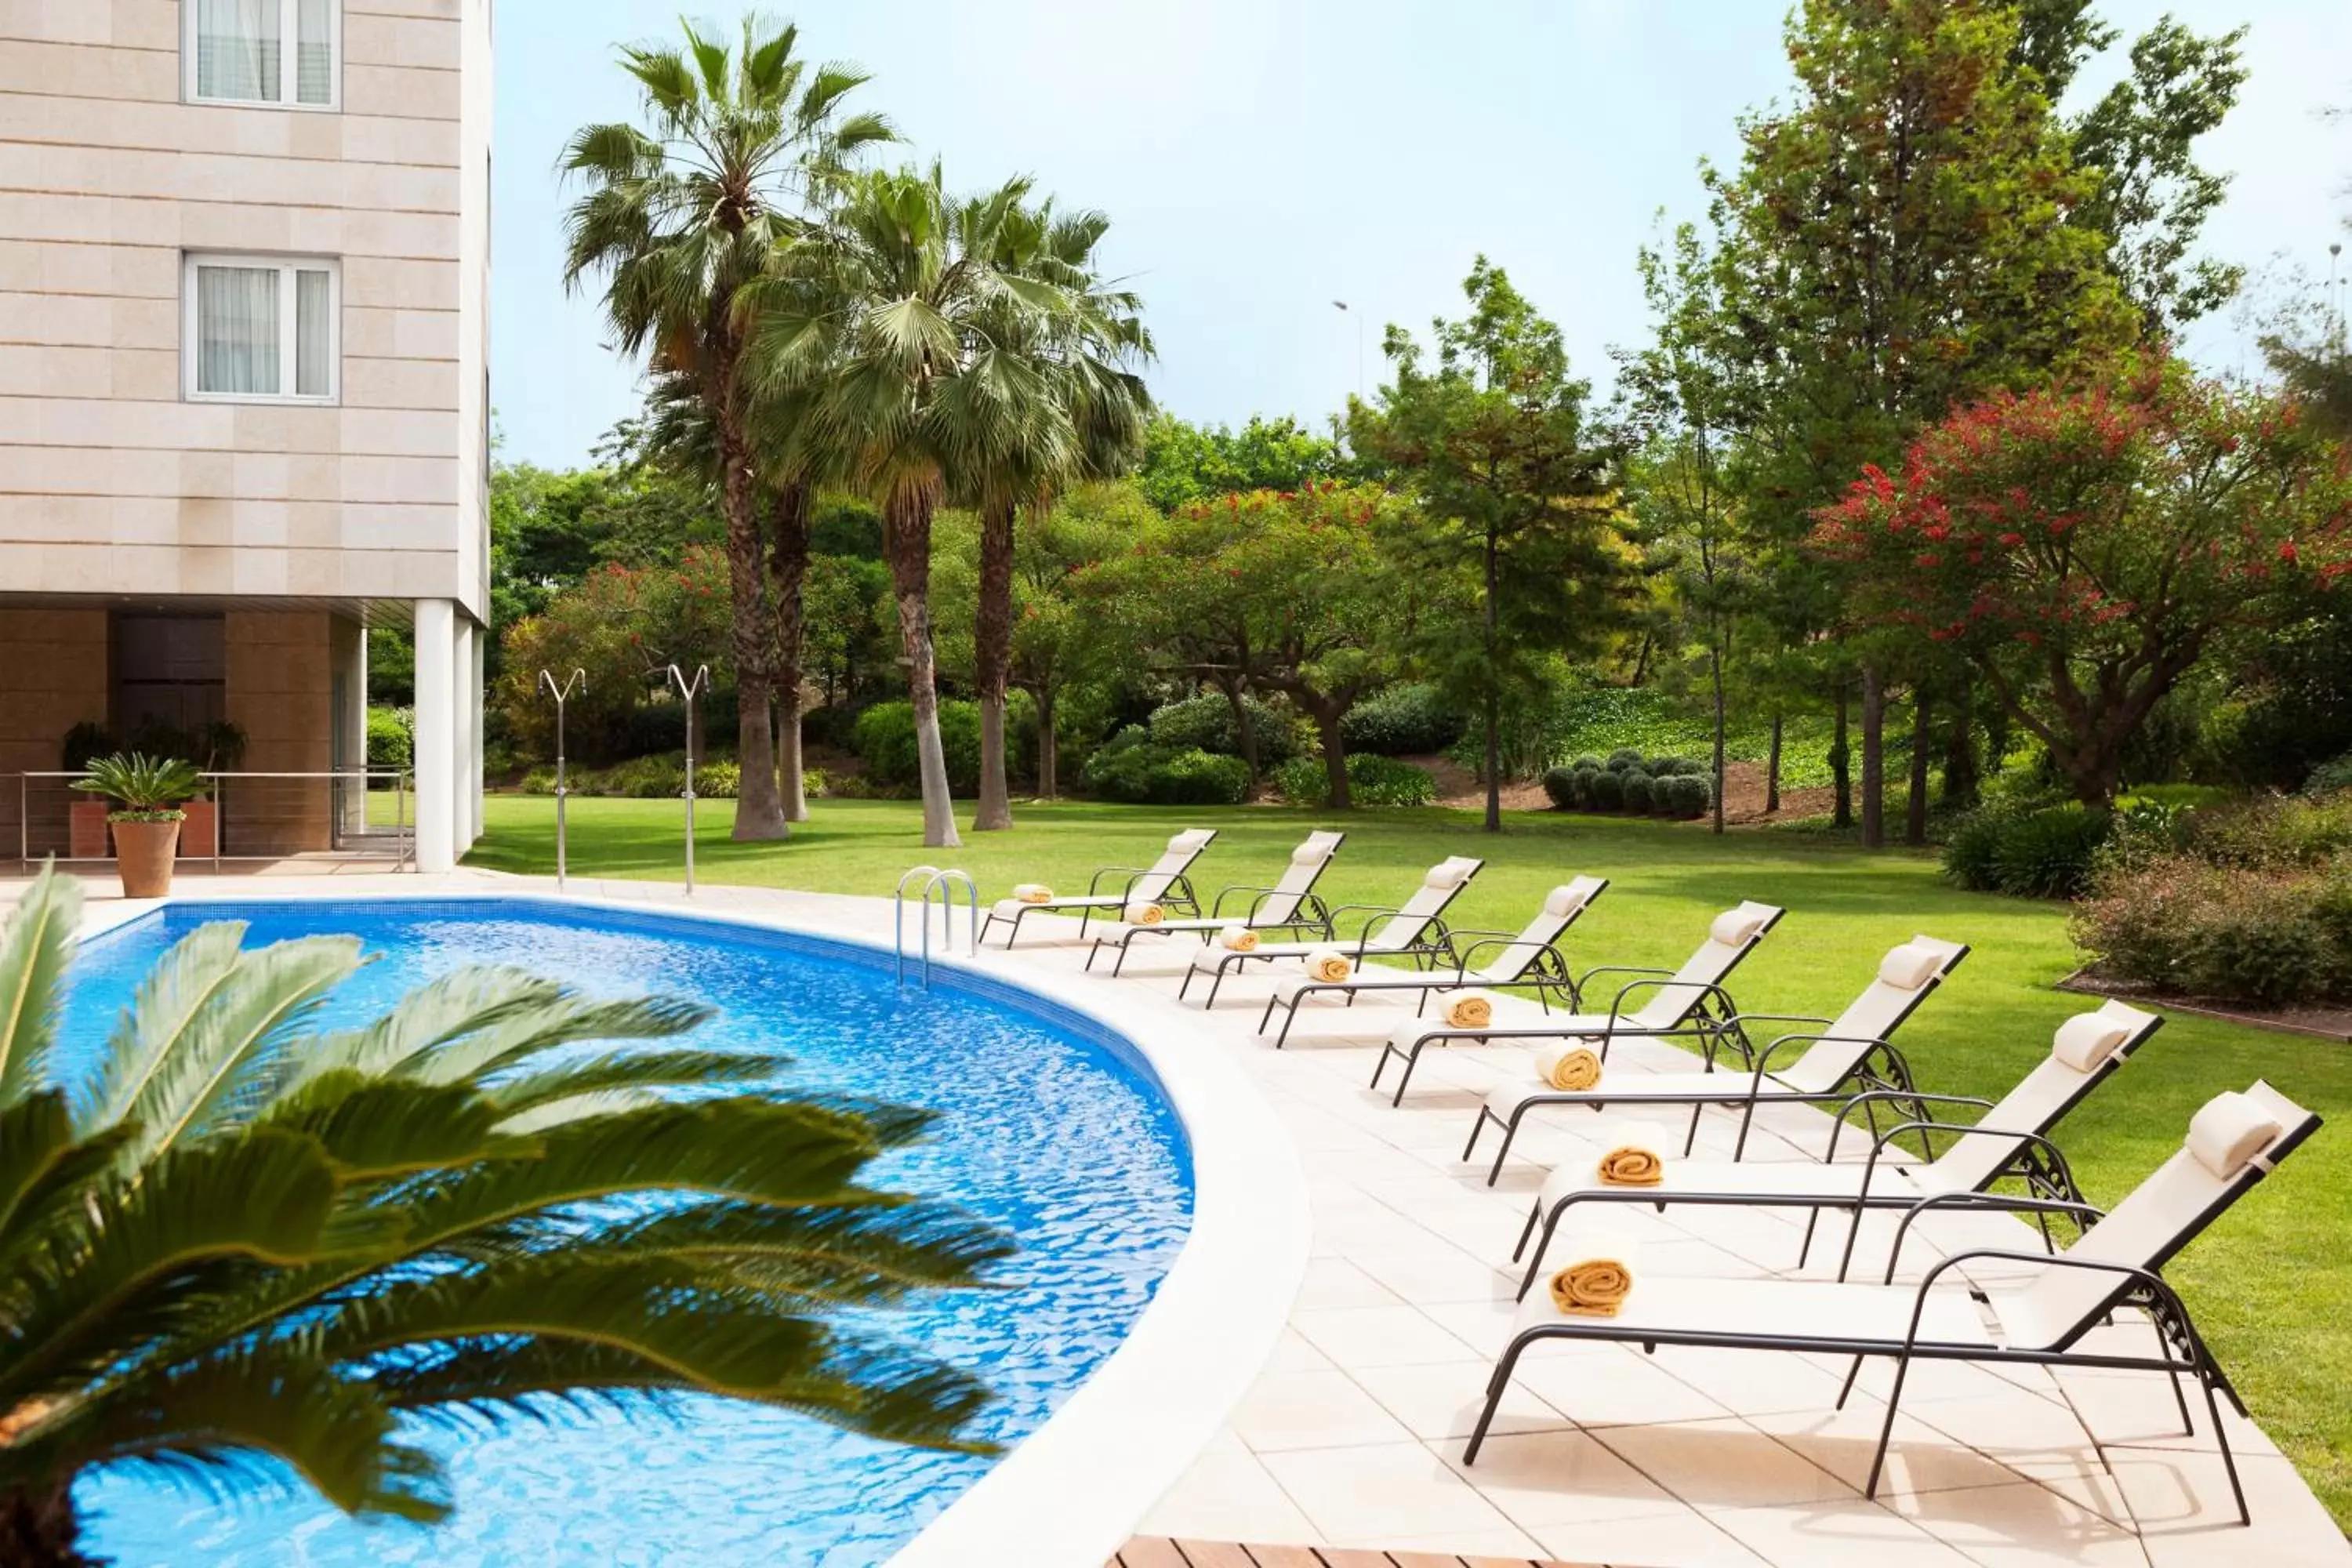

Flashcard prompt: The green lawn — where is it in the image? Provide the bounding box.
[466,793,2352,1528]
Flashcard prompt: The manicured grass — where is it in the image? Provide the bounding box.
[467,793,2352,1527]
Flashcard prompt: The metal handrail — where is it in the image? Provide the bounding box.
[921,869,978,988]
[16,768,412,870]
[895,865,942,989]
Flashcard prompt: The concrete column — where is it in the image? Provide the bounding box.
[332,617,368,835]
[413,599,456,873]
[466,617,485,848]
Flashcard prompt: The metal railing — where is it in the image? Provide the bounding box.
[894,865,977,990]
[13,770,414,871]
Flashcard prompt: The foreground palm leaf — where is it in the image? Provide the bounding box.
[0,867,1011,1563]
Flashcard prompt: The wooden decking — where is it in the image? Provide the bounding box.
[1111,1540,1602,1568]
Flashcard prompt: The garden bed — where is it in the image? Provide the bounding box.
[2058,966,2352,1044]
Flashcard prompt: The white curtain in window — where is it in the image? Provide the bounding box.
[296,0,334,105]
[296,270,332,396]
[196,0,281,102]
[198,266,281,395]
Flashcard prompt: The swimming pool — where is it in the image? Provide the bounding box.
[57,898,1195,1566]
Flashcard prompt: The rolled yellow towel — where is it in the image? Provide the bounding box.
[1537,1044,1602,1091]
[1548,1255,1634,1318]
[1442,989,1498,1030]
[1125,902,1166,926]
[1218,924,1261,953]
[1596,1120,1668,1186]
[1305,948,1352,984]
[1012,884,1054,905]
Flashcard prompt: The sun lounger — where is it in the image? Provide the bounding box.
[978,828,1216,947]
[1176,855,1484,1010]
[1084,831,1347,975]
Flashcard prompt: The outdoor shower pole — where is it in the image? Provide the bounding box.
[666,663,710,896]
[539,668,586,891]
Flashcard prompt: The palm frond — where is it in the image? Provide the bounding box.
[0,862,81,1105]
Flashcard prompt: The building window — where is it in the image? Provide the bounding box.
[186,0,339,110]
[183,255,339,403]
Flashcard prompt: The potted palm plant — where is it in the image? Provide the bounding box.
[71,753,208,897]
[60,723,116,860]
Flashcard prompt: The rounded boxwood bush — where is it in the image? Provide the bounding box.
[1341,683,1468,756]
[1588,768,1624,811]
[1566,754,1606,775]
[1571,765,1601,811]
[1606,748,1644,774]
[1667,774,1711,818]
[1621,768,1654,814]
[1542,765,1579,811]
[1147,692,1297,764]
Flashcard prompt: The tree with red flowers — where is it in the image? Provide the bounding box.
[1810,362,2352,804]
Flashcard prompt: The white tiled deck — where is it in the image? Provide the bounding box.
[16,868,2348,1568]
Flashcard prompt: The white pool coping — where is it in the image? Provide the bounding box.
[64,877,1309,1568]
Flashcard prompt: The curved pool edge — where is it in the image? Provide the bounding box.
[85,883,1309,1568]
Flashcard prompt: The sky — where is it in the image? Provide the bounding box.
[490,0,2352,470]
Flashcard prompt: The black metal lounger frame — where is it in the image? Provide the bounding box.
[1083,833,1348,977]
[1176,864,1484,1010]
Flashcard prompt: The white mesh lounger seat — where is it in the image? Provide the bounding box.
[1083,831,1347,976]
[978,828,1217,947]
[1512,1002,2165,1293]
[1176,856,1484,1011]
[1463,934,1970,1183]
[1466,1081,2321,1528]
[1370,902,1785,1105]
[1255,877,1610,1048]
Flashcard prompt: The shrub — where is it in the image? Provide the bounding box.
[1081,728,1250,806]
[366,706,413,773]
[800,765,831,800]
[517,767,556,796]
[852,700,982,793]
[2306,753,2352,797]
[1573,766,1602,810]
[1341,684,1467,756]
[1621,769,1653,815]
[1541,765,1579,811]
[1588,768,1624,811]
[1147,692,1297,764]
[1942,809,2011,891]
[1605,748,1644,773]
[2076,855,2352,1007]
[695,760,741,799]
[1270,754,1437,808]
[2187,792,2352,871]
[1567,755,1606,775]
[1991,804,2112,898]
[1645,755,1697,779]
[1666,774,1711,819]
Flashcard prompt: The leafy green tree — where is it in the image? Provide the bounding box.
[756,166,1072,848]
[1136,414,1355,512]
[0,867,1007,1565]
[1351,258,1629,830]
[561,16,892,841]
[1811,361,2352,805]
[1701,0,2135,845]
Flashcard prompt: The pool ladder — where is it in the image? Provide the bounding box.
[895,866,978,990]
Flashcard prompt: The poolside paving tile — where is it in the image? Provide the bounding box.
[1229,1367,1420,1452]
[1431,1428,1684,1526]
[1258,1440,1522,1541]
[1586,1417,1857,1508]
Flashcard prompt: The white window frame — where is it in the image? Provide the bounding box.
[183,253,343,406]
[183,0,343,112]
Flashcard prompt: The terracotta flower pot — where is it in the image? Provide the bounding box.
[69,800,111,860]
[179,800,218,859]
[112,818,183,898]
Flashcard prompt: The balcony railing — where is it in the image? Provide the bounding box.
[11,770,414,870]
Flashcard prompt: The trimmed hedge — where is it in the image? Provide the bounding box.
[1271,753,1438,808]
[1341,684,1468,756]
[1081,728,1252,806]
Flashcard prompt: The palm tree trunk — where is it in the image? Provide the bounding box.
[972,495,1017,833]
[883,483,960,849]
[1860,662,1886,849]
[0,1483,95,1566]
[767,480,813,823]
[717,406,788,842]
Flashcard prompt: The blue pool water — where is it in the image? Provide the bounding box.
[57,899,1193,1566]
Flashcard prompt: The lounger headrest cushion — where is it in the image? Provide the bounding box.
[1423,858,1479,891]
[1877,942,1947,992]
[2184,1091,2282,1180]
[1168,829,1214,854]
[1292,837,1336,866]
[2052,1013,2132,1073]
[1710,908,1767,948]
[1544,884,1588,918]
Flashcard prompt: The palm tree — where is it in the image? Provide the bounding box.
[754,165,1073,849]
[0,866,1007,1563]
[964,203,1153,833]
[561,16,892,841]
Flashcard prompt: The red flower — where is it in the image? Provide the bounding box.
[2278,540,2299,565]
